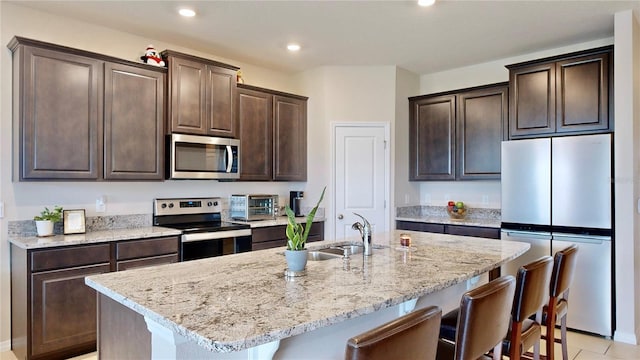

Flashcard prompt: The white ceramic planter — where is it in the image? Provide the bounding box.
[35,220,54,237]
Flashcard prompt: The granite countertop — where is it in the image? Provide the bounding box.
[8,226,182,250]
[228,216,326,228]
[85,230,528,353]
[395,215,501,228]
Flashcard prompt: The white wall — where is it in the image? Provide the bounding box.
[613,9,640,344]
[0,2,310,349]
[393,68,420,211]
[296,66,398,239]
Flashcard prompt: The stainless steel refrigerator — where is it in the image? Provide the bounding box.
[501,133,613,337]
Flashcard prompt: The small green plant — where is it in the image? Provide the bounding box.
[285,187,326,251]
[34,206,63,222]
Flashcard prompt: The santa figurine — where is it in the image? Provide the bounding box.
[140,45,165,67]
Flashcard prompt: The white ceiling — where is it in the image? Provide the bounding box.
[10,0,640,74]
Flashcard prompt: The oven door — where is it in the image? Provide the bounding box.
[180,229,252,261]
[169,133,240,180]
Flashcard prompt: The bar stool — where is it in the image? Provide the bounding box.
[436,275,516,360]
[345,305,442,360]
[542,244,579,360]
[502,256,554,360]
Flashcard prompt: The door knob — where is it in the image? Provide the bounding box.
[338,214,344,219]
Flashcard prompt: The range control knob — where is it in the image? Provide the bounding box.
[168,203,174,208]
[161,203,167,209]
[207,201,213,207]
[213,201,219,206]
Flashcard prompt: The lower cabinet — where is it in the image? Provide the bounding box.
[10,236,179,360]
[252,221,324,251]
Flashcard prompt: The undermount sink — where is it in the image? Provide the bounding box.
[307,245,367,261]
[307,251,342,261]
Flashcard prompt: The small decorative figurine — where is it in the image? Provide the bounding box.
[140,45,165,67]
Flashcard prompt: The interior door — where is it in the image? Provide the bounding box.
[333,124,389,240]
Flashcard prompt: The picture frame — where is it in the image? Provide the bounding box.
[63,209,86,234]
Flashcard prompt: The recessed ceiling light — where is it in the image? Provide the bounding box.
[179,8,196,17]
[287,44,301,52]
[418,0,435,7]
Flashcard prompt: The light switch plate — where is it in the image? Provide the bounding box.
[96,196,106,213]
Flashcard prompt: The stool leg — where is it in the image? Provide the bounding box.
[560,315,568,360]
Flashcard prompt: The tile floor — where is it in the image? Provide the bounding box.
[1,330,639,359]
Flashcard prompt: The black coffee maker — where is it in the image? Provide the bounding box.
[290,191,304,217]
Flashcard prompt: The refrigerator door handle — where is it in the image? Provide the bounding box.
[552,233,610,244]
[501,230,552,239]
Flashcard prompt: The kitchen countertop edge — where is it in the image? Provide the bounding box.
[396,216,501,228]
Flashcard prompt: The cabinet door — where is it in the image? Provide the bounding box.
[19,45,103,180]
[556,52,610,133]
[168,56,207,134]
[273,95,307,181]
[104,63,165,180]
[409,95,456,180]
[206,65,237,137]
[237,87,273,180]
[457,85,508,180]
[509,62,556,138]
[31,263,110,357]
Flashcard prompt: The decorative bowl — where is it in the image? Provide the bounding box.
[447,204,467,220]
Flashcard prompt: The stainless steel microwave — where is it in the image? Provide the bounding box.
[167,133,240,180]
[229,194,279,220]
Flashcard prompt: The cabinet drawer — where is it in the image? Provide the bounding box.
[252,226,286,243]
[252,239,287,251]
[116,254,179,271]
[445,225,500,239]
[31,244,111,272]
[116,237,179,261]
[396,221,445,233]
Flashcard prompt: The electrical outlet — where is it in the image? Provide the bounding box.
[0,201,4,218]
[424,194,431,204]
[482,195,489,205]
[404,194,410,204]
[444,194,450,202]
[96,196,106,213]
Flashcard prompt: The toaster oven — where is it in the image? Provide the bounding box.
[230,194,279,221]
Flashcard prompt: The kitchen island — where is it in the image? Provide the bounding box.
[85,230,528,359]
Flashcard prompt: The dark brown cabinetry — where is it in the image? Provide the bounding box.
[9,37,166,181]
[162,50,239,138]
[507,46,612,138]
[252,222,324,251]
[409,83,508,181]
[237,84,308,181]
[10,236,179,360]
[104,63,165,180]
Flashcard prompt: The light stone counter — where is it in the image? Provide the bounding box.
[85,230,528,358]
[396,216,501,228]
[8,226,182,249]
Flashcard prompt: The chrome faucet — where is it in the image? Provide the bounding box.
[352,213,373,256]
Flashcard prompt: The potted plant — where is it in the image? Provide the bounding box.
[34,205,63,237]
[284,187,326,272]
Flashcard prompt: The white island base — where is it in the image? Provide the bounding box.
[101,276,482,360]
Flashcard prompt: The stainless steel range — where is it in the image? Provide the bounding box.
[153,198,252,261]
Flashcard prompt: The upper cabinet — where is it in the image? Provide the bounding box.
[9,37,166,181]
[237,84,308,181]
[409,83,508,181]
[161,50,239,138]
[507,46,612,138]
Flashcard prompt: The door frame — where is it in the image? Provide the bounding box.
[331,122,391,240]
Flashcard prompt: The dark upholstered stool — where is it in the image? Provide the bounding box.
[436,275,516,360]
[542,244,579,360]
[345,305,442,360]
[502,256,554,360]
